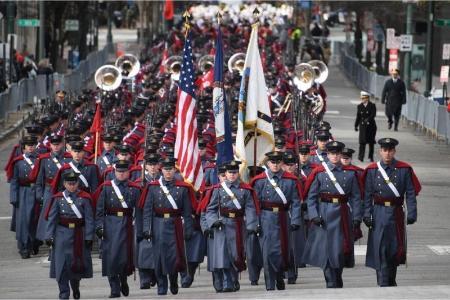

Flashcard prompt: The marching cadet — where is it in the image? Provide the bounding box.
[341,148,364,176]
[7,135,39,259]
[298,144,319,184]
[362,138,421,287]
[139,157,196,296]
[251,152,302,290]
[52,141,100,195]
[44,171,94,299]
[205,160,258,292]
[33,134,72,244]
[197,164,227,292]
[302,141,362,288]
[95,160,141,298]
[310,131,330,164]
[96,133,117,175]
[134,153,161,289]
[281,151,307,284]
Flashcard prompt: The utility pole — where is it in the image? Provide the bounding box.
[425,1,434,94]
[403,2,413,89]
[7,1,15,83]
[107,2,113,45]
[39,1,45,60]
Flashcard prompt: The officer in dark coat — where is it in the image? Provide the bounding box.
[7,135,39,259]
[95,160,141,298]
[302,141,362,288]
[139,157,195,296]
[362,138,421,287]
[355,91,377,162]
[381,69,406,131]
[44,171,94,299]
[205,160,258,292]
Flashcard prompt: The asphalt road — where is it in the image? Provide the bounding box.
[1,53,450,298]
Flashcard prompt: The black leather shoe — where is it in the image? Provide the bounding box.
[121,281,129,296]
[266,287,275,291]
[287,278,296,284]
[234,281,240,291]
[276,278,285,290]
[20,252,30,259]
[222,287,234,292]
[169,282,178,295]
[72,287,80,299]
[388,123,392,130]
[250,281,258,286]
[140,283,151,289]
[109,294,120,298]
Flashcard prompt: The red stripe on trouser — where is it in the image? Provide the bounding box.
[339,204,351,256]
[72,227,84,273]
[234,217,246,272]
[394,207,406,264]
[174,217,187,272]
[278,211,289,271]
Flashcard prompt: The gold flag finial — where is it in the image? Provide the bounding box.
[216,11,222,25]
[183,10,191,32]
[253,8,260,17]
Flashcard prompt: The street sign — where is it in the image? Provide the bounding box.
[386,28,400,49]
[389,49,399,71]
[17,19,40,27]
[65,19,79,31]
[440,65,449,83]
[400,34,413,52]
[443,44,450,60]
[435,19,450,27]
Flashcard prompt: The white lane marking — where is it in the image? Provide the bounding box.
[376,111,385,117]
[350,100,361,105]
[0,216,12,220]
[326,110,340,115]
[354,245,367,256]
[427,245,450,255]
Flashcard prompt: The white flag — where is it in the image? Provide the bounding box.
[235,23,274,182]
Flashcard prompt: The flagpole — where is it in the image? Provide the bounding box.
[94,131,99,165]
[252,8,260,176]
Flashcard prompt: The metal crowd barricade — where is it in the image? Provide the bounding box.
[335,41,449,143]
[0,44,113,121]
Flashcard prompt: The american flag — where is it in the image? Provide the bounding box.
[174,32,204,191]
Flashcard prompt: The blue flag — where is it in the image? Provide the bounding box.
[212,26,233,170]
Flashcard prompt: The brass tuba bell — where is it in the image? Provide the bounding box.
[308,60,328,84]
[198,54,215,73]
[115,54,141,79]
[94,65,123,91]
[164,56,183,81]
[227,52,246,75]
[293,63,315,91]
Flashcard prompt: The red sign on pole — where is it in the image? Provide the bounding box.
[389,49,399,71]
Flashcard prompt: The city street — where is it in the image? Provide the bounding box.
[1,57,450,298]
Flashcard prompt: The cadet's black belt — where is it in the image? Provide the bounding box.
[220,208,244,218]
[319,193,348,204]
[59,217,85,228]
[18,179,33,187]
[154,207,181,219]
[373,195,404,207]
[106,207,133,217]
[260,201,289,212]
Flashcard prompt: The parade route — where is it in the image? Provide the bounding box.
[1,50,450,298]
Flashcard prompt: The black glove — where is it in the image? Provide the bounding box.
[204,229,214,239]
[353,220,361,229]
[355,126,358,132]
[45,238,54,247]
[301,202,308,212]
[212,219,224,230]
[95,227,104,239]
[255,225,262,236]
[143,231,152,241]
[85,240,93,250]
[247,229,257,235]
[363,217,373,229]
[312,217,324,227]
[407,218,416,225]
[290,224,300,231]
[184,231,192,241]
